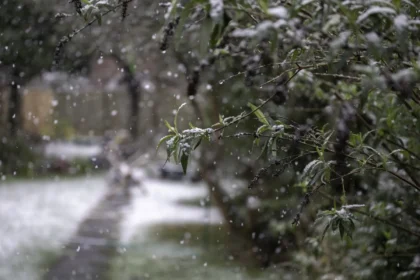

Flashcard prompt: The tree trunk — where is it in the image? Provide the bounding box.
[109,54,141,139]
[7,70,21,136]
[127,74,140,138]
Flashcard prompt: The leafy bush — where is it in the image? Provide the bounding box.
[63,0,420,278]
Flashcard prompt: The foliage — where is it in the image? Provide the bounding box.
[62,0,420,278]
[0,137,37,177]
[154,0,420,278]
[159,103,213,174]
[0,0,61,78]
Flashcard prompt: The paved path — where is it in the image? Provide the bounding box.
[44,188,130,280]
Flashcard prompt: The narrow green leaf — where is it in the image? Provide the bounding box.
[321,131,333,156]
[210,23,221,49]
[258,139,269,159]
[95,14,102,25]
[193,137,202,150]
[169,0,178,18]
[181,153,188,174]
[200,17,213,57]
[173,141,180,163]
[175,1,195,49]
[219,114,224,124]
[174,102,187,132]
[272,137,277,157]
[157,134,175,151]
[256,124,270,135]
[252,138,260,153]
[166,135,179,160]
[339,222,345,240]
[164,120,177,133]
[321,223,330,241]
[342,219,354,240]
[257,0,268,13]
[248,102,269,125]
[267,136,274,158]
[269,30,279,64]
[331,216,339,231]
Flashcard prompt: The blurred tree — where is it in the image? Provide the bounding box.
[155,0,420,276]
[0,0,61,136]
[65,0,420,277]
[53,0,183,139]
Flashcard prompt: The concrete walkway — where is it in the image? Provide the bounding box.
[44,188,130,280]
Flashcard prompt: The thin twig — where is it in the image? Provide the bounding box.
[214,68,303,133]
[312,72,361,81]
[354,210,420,239]
[318,191,420,239]
[53,0,133,67]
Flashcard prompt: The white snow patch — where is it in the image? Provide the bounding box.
[0,176,107,280]
[268,6,289,18]
[357,7,396,23]
[394,14,408,31]
[210,0,224,21]
[120,179,223,244]
[44,142,102,160]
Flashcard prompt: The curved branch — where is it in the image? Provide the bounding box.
[53,0,133,67]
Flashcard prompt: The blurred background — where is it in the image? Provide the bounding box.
[0,1,283,279]
[1,1,420,280]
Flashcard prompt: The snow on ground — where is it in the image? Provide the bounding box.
[0,169,224,279]
[120,178,223,244]
[0,176,107,280]
[44,142,102,159]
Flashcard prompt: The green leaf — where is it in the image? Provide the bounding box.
[272,137,277,157]
[302,160,323,179]
[258,139,269,159]
[331,216,340,231]
[321,131,333,156]
[343,219,355,239]
[81,0,90,4]
[181,152,189,174]
[252,138,260,152]
[175,1,195,49]
[95,14,102,25]
[166,135,179,160]
[157,134,175,151]
[169,0,178,18]
[200,17,213,57]
[256,124,270,135]
[173,141,180,163]
[210,12,231,48]
[308,169,324,186]
[257,0,268,13]
[164,120,177,134]
[339,222,345,240]
[193,137,202,150]
[174,102,187,132]
[321,223,330,241]
[267,136,274,158]
[210,23,221,49]
[248,102,269,125]
[269,30,279,63]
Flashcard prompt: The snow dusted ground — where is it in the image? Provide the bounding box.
[120,178,223,244]
[0,176,107,280]
[44,142,102,160]
[111,177,284,280]
[0,170,282,280]
[0,171,224,280]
